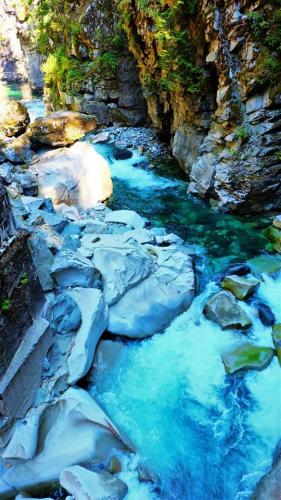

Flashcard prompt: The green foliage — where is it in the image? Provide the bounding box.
[19,272,29,286]
[248,3,281,86]
[235,125,250,141]
[1,299,11,312]
[117,0,204,95]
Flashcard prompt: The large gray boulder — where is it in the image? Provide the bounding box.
[2,134,33,164]
[0,101,30,137]
[204,291,253,330]
[92,243,155,305]
[66,288,108,384]
[60,466,128,500]
[31,142,112,209]
[0,388,128,496]
[27,111,97,146]
[105,209,147,229]
[28,235,55,292]
[51,250,100,289]
[108,245,195,337]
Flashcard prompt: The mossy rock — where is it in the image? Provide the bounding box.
[222,343,275,374]
[264,226,281,253]
[221,275,260,300]
[272,324,281,366]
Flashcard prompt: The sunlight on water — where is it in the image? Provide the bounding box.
[93,277,281,500]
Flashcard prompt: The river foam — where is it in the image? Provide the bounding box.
[93,277,281,499]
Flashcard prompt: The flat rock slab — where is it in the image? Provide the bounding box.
[105,210,147,229]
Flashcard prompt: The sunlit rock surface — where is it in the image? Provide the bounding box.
[32,142,113,208]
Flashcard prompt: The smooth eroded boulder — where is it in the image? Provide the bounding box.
[105,209,147,229]
[204,291,252,330]
[92,243,155,305]
[60,466,128,500]
[32,142,112,208]
[222,343,274,374]
[108,245,195,337]
[221,275,260,300]
[272,324,281,365]
[0,101,30,137]
[66,288,108,384]
[27,111,97,146]
[0,387,128,496]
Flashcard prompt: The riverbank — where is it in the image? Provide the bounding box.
[0,97,280,500]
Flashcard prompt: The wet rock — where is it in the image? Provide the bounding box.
[60,466,128,500]
[92,243,155,305]
[203,291,252,330]
[221,263,251,278]
[66,288,108,384]
[113,146,133,160]
[27,111,97,146]
[221,275,260,300]
[248,254,281,275]
[51,250,100,289]
[0,101,30,137]
[2,134,33,164]
[0,387,128,495]
[253,455,281,500]
[108,245,194,337]
[264,226,281,253]
[33,142,112,208]
[51,294,82,335]
[222,343,275,374]
[256,302,276,327]
[105,209,147,229]
[272,324,281,365]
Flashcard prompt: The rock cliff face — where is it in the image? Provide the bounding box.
[0,0,43,89]
[119,0,281,213]
[34,0,147,126]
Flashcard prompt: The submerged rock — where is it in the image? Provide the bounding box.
[204,291,252,330]
[221,275,260,300]
[256,302,276,327]
[222,343,275,374]
[253,454,281,500]
[113,146,133,160]
[0,101,30,137]
[272,324,281,365]
[32,142,112,208]
[27,111,97,146]
[60,466,128,500]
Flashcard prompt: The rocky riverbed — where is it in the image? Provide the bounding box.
[0,100,280,500]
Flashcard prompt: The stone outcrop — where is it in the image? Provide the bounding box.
[0,0,43,89]
[120,0,281,214]
[0,181,51,419]
[0,101,30,137]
